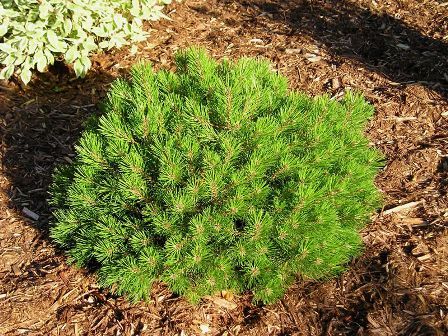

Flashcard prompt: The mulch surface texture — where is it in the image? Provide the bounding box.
[1,0,447,335]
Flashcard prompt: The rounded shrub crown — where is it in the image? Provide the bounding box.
[50,48,382,304]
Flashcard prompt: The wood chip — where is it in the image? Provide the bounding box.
[402,310,416,315]
[207,296,237,310]
[200,324,210,334]
[249,38,263,44]
[367,314,381,328]
[304,53,322,62]
[412,243,430,256]
[74,323,80,336]
[417,254,431,262]
[332,78,341,89]
[285,48,301,54]
[400,217,426,225]
[22,207,39,221]
[11,264,22,275]
[63,156,74,164]
[221,290,234,301]
[396,43,410,50]
[383,201,422,215]
[18,329,32,334]
[387,116,418,122]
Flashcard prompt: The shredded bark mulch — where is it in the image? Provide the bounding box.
[1,0,447,335]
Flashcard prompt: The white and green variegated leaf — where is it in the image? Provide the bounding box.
[13,54,27,66]
[63,19,73,35]
[0,64,14,80]
[65,45,79,64]
[73,57,91,78]
[73,58,84,77]
[0,24,9,37]
[34,49,47,72]
[46,30,59,47]
[39,2,53,19]
[28,40,39,54]
[0,43,15,54]
[0,0,171,84]
[20,66,32,84]
[83,36,97,53]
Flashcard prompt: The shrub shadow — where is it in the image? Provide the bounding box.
[237,0,448,99]
[0,66,118,240]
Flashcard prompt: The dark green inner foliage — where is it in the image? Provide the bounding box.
[50,48,382,304]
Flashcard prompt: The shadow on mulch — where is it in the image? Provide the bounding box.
[233,0,448,99]
[0,64,118,240]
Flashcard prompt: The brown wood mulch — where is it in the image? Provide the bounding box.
[1,0,447,335]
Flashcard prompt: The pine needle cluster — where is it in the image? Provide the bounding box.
[50,48,382,304]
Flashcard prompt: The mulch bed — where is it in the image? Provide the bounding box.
[1,0,447,335]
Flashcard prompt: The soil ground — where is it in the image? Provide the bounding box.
[1,0,447,335]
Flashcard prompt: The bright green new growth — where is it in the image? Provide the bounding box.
[50,48,382,304]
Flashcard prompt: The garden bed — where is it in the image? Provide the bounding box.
[1,0,447,335]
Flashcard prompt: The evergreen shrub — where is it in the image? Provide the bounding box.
[50,48,382,304]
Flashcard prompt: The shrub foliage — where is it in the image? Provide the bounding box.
[50,49,382,304]
[0,0,170,84]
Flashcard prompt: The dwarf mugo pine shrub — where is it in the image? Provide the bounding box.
[50,49,382,304]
